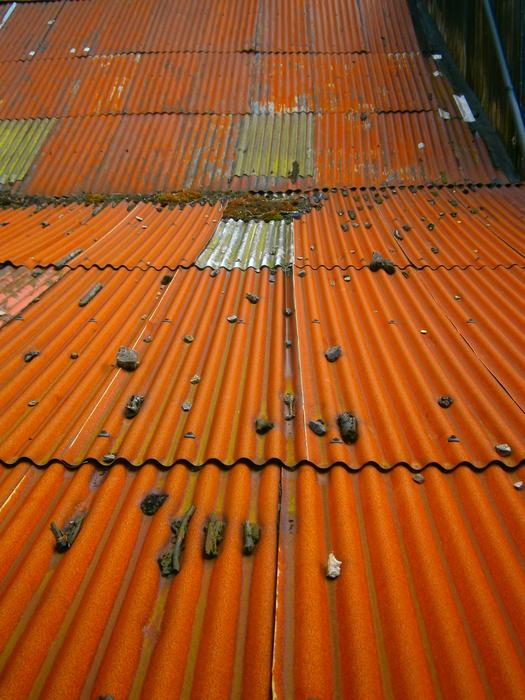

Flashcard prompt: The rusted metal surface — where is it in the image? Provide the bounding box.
[16,112,506,196]
[275,464,525,698]
[0,461,279,699]
[0,201,222,270]
[0,265,522,468]
[295,186,525,269]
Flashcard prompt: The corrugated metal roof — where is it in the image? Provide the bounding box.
[0,264,66,326]
[0,118,56,184]
[17,112,505,195]
[0,201,222,270]
[0,265,522,469]
[295,186,525,269]
[0,1,61,61]
[195,219,294,270]
[33,0,260,57]
[0,460,280,699]
[0,52,459,120]
[0,460,523,698]
[233,113,315,178]
[275,464,525,698]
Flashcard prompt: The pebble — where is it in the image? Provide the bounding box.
[495,443,512,457]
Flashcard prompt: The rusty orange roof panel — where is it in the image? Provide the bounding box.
[296,186,525,269]
[0,52,459,120]
[0,461,523,698]
[0,265,522,469]
[0,460,280,699]
[274,464,525,698]
[0,201,221,270]
[15,112,506,196]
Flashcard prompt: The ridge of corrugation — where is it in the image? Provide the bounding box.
[0,460,280,699]
[0,264,66,325]
[0,201,222,270]
[0,118,56,184]
[16,112,505,196]
[0,266,523,469]
[233,113,315,178]
[295,187,525,269]
[275,464,525,698]
[195,219,294,270]
[0,52,459,120]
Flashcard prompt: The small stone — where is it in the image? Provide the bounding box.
[102,453,116,464]
[255,418,274,435]
[181,401,192,412]
[135,216,144,222]
[184,432,197,439]
[284,308,293,317]
[343,275,351,282]
[27,400,38,407]
[210,269,218,277]
[413,474,425,484]
[428,223,435,231]
[454,295,462,301]
[448,435,460,442]
[438,395,453,408]
[326,552,342,579]
[431,246,439,254]
[98,430,110,438]
[402,224,411,232]
[325,345,342,362]
[402,270,410,279]
[495,443,512,457]
[245,293,260,303]
[24,350,40,363]
[143,335,152,343]
[466,318,476,324]
[140,493,168,516]
[308,419,327,436]
[227,315,238,323]
[393,229,404,241]
[341,224,349,232]
[183,335,194,344]
[298,270,306,277]
[125,394,144,418]
[513,481,523,490]
[190,375,201,384]
[420,329,428,335]
[285,339,292,348]
[70,352,79,359]
[41,221,50,228]
[116,346,139,371]
[337,412,358,444]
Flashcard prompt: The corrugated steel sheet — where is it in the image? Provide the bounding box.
[0,264,65,326]
[233,113,315,178]
[18,112,505,195]
[35,0,260,57]
[250,53,458,115]
[0,201,222,270]
[0,1,61,61]
[0,460,280,699]
[0,52,456,120]
[0,265,523,469]
[0,118,56,184]
[0,460,523,698]
[295,186,525,269]
[195,219,294,270]
[275,464,525,698]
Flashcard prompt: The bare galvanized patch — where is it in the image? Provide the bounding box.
[232,113,314,179]
[195,218,294,270]
[0,118,56,184]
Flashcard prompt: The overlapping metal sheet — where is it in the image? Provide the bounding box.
[0,118,56,184]
[233,113,315,178]
[17,112,505,195]
[275,464,525,698]
[0,201,222,270]
[0,52,459,120]
[0,1,61,61]
[295,186,525,268]
[0,264,66,326]
[0,460,523,698]
[0,461,280,700]
[0,265,522,469]
[34,0,260,58]
[195,219,294,270]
